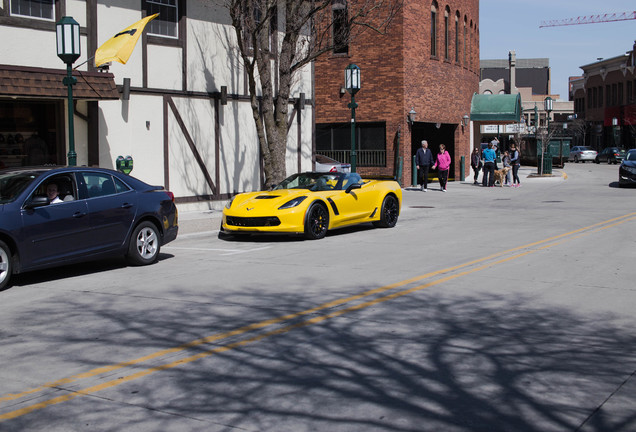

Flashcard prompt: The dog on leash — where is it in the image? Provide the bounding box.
[493,166,511,187]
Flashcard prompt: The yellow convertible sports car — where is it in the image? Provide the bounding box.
[221,172,402,240]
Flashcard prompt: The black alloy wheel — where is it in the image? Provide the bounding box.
[304,202,329,240]
[373,195,399,228]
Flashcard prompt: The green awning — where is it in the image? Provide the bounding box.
[470,93,522,122]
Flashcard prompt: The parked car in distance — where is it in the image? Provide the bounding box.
[0,166,178,290]
[315,154,351,173]
[568,146,598,163]
[596,147,626,164]
[618,149,636,188]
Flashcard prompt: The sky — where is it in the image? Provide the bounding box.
[479,0,636,101]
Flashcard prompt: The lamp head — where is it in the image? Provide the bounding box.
[344,64,361,95]
[56,16,81,65]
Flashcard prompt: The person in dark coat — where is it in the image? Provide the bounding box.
[470,147,482,185]
[415,140,434,191]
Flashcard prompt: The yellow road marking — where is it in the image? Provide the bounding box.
[1,212,635,421]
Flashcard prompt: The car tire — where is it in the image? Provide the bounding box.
[373,195,399,228]
[304,202,329,240]
[0,240,13,291]
[574,156,579,163]
[127,221,161,266]
[595,157,600,164]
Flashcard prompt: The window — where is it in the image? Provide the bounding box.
[598,86,603,107]
[454,13,459,63]
[332,0,349,54]
[606,85,610,106]
[443,7,449,60]
[146,0,178,38]
[316,122,387,167]
[10,0,54,20]
[463,17,467,65]
[81,173,119,198]
[628,81,633,103]
[618,82,623,105]
[430,2,438,57]
[592,87,597,108]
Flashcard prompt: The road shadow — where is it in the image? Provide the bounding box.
[7,253,175,289]
[4,289,636,431]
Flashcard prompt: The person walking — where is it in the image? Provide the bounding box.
[415,140,434,191]
[432,144,451,192]
[470,147,482,185]
[482,142,497,187]
[510,142,521,187]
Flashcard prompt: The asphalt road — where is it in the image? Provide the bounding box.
[1,163,635,432]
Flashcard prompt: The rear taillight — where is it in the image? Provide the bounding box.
[166,191,175,202]
[329,166,337,172]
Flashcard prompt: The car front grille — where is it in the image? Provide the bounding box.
[226,216,281,227]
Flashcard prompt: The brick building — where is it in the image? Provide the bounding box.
[571,40,636,150]
[314,0,479,186]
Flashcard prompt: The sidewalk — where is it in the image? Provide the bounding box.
[175,166,567,235]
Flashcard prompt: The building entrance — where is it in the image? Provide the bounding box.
[410,122,457,181]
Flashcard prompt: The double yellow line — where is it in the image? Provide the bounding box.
[2,212,635,421]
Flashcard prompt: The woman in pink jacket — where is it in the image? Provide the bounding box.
[432,144,451,192]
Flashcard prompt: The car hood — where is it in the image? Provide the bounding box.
[621,160,636,168]
[229,189,311,211]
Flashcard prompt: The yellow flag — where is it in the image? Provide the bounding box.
[95,14,159,67]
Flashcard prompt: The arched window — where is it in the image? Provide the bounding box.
[332,0,349,54]
[430,1,438,57]
[463,16,467,65]
[455,12,460,63]
[444,6,450,60]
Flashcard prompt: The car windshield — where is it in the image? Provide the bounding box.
[0,171,39,204]
[275,172,346,191]
[626,150,636,161]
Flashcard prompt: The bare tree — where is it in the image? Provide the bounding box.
[537,122,559,175]
[225,0,402,186]
[568,118,588,148]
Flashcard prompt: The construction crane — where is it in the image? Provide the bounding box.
[540,11,636,28]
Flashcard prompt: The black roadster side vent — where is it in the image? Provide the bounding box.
[326,198,339,215]
[256,195,279,199]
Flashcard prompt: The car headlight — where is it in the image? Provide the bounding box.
[278,196,307,210]
[225,196,236,209]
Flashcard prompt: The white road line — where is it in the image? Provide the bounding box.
[164,245,272,255]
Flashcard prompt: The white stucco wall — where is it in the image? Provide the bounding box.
[98,95,166,187]
[0,0,313,204]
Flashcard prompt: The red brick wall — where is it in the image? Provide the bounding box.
[315,0,479,184]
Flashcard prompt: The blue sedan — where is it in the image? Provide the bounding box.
[0,166,178,290]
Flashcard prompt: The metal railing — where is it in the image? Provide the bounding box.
[316,150,386,167]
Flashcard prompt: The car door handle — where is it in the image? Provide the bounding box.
[121,203,133,209]
[73,211,87,218]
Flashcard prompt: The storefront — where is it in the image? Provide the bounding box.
[0,65,119,168]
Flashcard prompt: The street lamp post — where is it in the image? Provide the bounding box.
[541,96,553,175]
[544,96,553,131]
[345,64,360,173]
[56,17,81,166]
[612,117,620,147]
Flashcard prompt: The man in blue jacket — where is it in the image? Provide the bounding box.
[482,142,497,187]
[416,140,434,191]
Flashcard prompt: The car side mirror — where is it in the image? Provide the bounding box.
[345,183,361,194]
[24,195,50,209]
